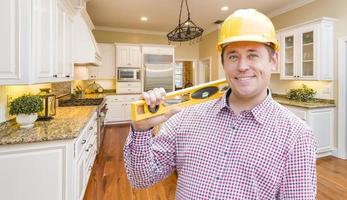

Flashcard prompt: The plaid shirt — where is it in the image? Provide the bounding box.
[124,90,317,199]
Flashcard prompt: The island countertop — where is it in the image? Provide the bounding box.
[0,106,97,145]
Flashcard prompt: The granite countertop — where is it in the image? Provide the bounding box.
[0,106,97,145]
[272,94,335,109]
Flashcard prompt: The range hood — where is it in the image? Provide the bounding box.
[73,9,101,66]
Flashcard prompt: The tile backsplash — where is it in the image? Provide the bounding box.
[51,81,72,97]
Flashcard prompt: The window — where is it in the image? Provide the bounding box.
[175,62,183,89]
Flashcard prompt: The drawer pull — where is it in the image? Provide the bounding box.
[81,139,86,144]
[89,126,93,131]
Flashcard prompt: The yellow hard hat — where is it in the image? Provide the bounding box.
[217,9,279,52]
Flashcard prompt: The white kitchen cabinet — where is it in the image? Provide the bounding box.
[116,44,141,68]
[116,81,142,94]
[105,95,140,124]
[278,18,335,80]
[283,105,335,157]
[0,0,74,85]
[0,111,98,200]
[96,43,116,79]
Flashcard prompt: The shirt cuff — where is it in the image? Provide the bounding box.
[129,124,153,146]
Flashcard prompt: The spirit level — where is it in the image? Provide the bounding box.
[131,79,229,121]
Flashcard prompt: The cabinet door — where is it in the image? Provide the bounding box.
[105,103,124,122]
[97,43,116,79]
[64,15,73,79]
[308,108,334,153]
[0,0,22,84]
[56,2,66,78]
[75,154,86,200]
[128,46,141,67]
[33,0,57,81]
[116,46,129,67]
[298,25,316,79]
[88,66,98,79]
[0,145,68,200]
[280,31,295,79]
[123,103,131,121]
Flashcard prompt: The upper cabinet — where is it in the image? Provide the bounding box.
[0,0,75,85]
[115,44,141,68]
[97,43,116,79]
[278,18,335,80]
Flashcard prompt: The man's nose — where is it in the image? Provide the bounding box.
[238,57,250,71]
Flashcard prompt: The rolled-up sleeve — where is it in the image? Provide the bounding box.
[123,112,182,188]
[278,129,317,199]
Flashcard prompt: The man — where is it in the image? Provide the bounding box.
[124,9,316,199]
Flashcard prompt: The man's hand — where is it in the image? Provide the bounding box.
[132,87,182,131]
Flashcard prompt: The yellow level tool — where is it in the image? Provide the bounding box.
[131,79,229,121]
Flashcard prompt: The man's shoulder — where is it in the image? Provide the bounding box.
[271,100,312,133]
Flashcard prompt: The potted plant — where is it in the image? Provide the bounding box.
[9,94,43,128]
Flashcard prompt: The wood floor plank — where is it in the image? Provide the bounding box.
[84,124,347,200]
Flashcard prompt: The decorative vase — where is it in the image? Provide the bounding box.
[16,113,38,128]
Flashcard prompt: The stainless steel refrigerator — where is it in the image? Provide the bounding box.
[144,64,174,92]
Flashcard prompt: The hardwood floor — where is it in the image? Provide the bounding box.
[84,124,347,200]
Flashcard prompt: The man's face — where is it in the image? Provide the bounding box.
[222,41,278,99]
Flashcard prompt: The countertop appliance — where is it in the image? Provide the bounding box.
[38,88,56,120]
[58,97,107,151]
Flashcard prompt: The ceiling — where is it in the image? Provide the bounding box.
[86,0,314,34]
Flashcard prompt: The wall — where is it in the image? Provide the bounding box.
[93,30,199,60]
[199,30,219,81]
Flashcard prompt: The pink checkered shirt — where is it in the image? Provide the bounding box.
[124,90,317,199]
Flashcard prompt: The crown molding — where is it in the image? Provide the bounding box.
[95,25,220,37]
[267,0,315,18]
[95,26,167,36]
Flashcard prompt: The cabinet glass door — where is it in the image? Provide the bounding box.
[301,31,314,76]
[284,35,294,76]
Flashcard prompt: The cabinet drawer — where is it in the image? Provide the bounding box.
[116,87,141,94]
[106,94,140,102]
[75,112,97,159]
[117,81,141,88]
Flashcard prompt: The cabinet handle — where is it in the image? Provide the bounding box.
[65,75,70,78]
[53,74,58,78]
[81,139,87,144]
[89,126,93,130]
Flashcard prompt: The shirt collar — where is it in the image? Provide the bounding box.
[215,88,274,125]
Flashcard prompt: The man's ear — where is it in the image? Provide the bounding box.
[270,52,279,71]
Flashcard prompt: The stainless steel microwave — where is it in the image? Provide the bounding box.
[117,68,141,82]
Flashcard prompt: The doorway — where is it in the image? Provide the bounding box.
[198,57,212,84]
[175,59,197,90]
[338,36,347,159]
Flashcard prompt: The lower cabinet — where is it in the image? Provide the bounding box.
[283,105,335,157]
[0,112,98,200]
[105,95,140,124]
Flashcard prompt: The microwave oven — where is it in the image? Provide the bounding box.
[117,68,141,82]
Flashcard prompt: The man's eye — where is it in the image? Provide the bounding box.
[228,55,238,61]
[248,53,259,59]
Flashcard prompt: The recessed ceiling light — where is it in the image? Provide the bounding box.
[221,6,229,11]
[141,17,148,21]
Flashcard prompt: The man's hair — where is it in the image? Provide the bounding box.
[221,43,276,64]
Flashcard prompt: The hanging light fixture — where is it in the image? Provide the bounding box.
[167,0,204,43]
